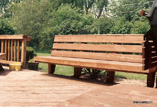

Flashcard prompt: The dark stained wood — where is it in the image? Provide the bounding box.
[74,67,82,78]
[14,40,17,61]
[5,40,7,60]
[0,64,4,71]
[1,40,4,53]
[48,64,56,74]
[106,71,115,83]
[8,40,10,60]
[17,40,20,62]
[11,40,13,61]
[147,72,156,87]
[51,50,142,63]
[54,34,144,43]
[53,43,142,53]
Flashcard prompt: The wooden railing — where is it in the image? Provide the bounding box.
[0,35,32,68]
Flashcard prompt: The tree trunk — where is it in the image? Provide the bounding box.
[97,0,106,19]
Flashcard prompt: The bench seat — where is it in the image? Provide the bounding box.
[34,56,154,74]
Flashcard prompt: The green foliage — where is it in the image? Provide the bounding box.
[0,19,15,34]
[1,0,154,51]
[90,17,113,34]
[9,0,54,50]
[51,4,94,34]
[26,47,37,63]
[131,20,150,34]
[110,17,133,34]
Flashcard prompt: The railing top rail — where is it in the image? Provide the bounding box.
[0,35,32,42]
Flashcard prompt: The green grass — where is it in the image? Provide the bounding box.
[36,52,147,80]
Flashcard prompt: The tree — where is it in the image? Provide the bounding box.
[9,0,54,49]
[110,17,133,34]
[0,18,15,34]
[90,17,113,34]
[109,0,153,21]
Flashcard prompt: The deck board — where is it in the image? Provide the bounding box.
[0,67,156,107]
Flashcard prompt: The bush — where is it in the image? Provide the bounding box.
[0,19,15,34]
[26,47,37,63]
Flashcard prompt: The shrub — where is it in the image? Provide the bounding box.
[26,47,37,63]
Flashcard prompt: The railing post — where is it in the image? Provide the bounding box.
[21,36,27,68]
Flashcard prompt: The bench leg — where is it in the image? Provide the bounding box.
[0,64,4,71]
[74,67,82,78]
[106,71,115,83]
[48,64,56,74]
[147,72,155,87]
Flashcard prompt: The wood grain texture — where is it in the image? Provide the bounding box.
[1,40,4,53]
[0,53,6,59]
[0,35,31,68]
[1,70,157,106]
[34,56,145,73]
[11,40,13,61]
[21,36,27,68]
[17,40,20,62]
[53,43,142,53]
[5,40,7,60]
[14,40,17,61]
[51,50,143,63]
[8,40,10,60]
[54,34,144,43]
[0,35,32,41]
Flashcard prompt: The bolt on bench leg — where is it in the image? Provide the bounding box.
[74,67,82,78]
[106,71,115,83]
[48,64,56,74]
[147,72,155,87]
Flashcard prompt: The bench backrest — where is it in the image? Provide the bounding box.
[52,34,157,70]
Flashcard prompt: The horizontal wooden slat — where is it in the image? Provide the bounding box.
[0,35,24,39]
[53,43,142,53]
[34,56,147,73]
[0,53,6,59]
[54,34,144,43]
[0,60,15,64]
[0,35,31,41]
[51,50,143,63]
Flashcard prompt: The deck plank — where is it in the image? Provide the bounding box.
[0,67,156,107]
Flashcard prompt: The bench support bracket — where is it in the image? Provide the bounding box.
[48,64,56,74]
[147,72,156,87]
[74,67,82,78]
[106,71,115,83]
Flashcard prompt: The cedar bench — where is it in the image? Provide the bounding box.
[34,34,157,87]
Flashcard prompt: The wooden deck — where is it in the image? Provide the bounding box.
[0,67,157,107]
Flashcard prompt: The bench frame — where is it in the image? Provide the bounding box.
[35,34,157,87]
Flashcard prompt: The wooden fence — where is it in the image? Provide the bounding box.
[0,35,32,68]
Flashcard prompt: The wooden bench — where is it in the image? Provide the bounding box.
[0,35,32,69]
[34,34,157,87]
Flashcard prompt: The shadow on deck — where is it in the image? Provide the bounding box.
[0,67,156,107]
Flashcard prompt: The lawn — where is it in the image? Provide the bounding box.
[36,52,147,80]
